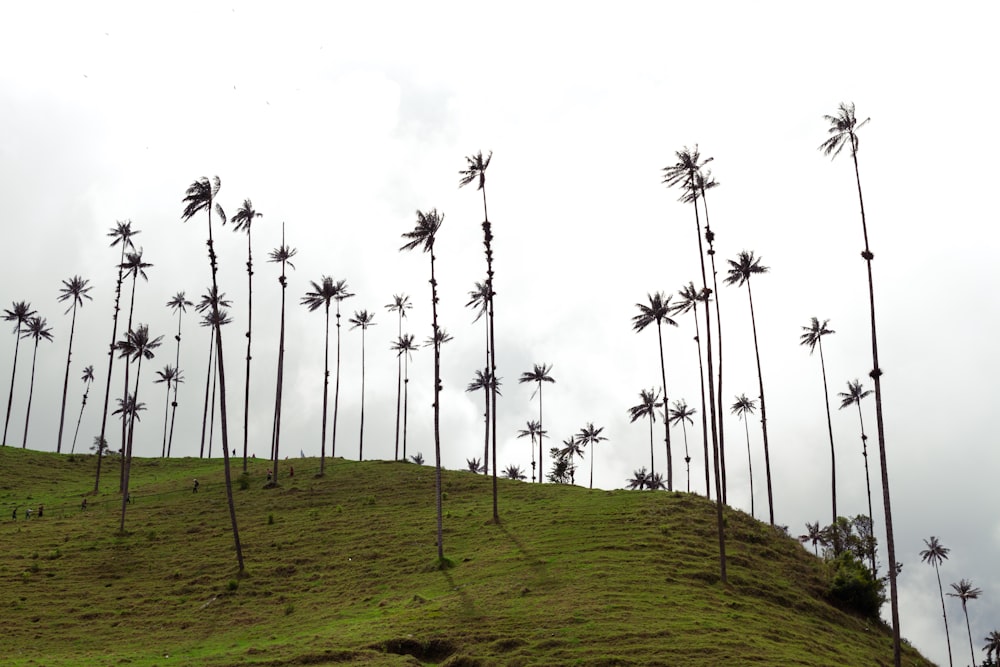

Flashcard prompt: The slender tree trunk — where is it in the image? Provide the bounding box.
[21,340,40,448]
[94,258,126,492]
[481,185,500,521]
[166,309,184,458]
[71,381,91,454]
[271,264,288,479]
[647,413,655,483]
[745,280,773,526]
[707,240,727,503]
[3,323,23,445]
[481,321,490,472]
[589,445,595,489]
[680,419,691,493]
[402,352,409,461]
[962,603,974,667]
[934,564,954,667]
[429,243,444,561]
[856,404,876,574]
[691,313,710,499]
[332,302,343,459]
[120,275,139,491]
[818,339,837,530]
[119,356,143,533]
[319,305,330,475]
[655,321,670,487]
[160,379,171,457]
[243,231,253,473]
[208,357,217,458]
[743,416,754,518]
[537,385,545,484]
[56,303,79,453]
[395,313,403,461]
[199,334,214,458]
[358,327,366,460]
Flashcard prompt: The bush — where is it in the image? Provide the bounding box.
[827,553,884,618]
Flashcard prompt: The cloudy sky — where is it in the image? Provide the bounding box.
[2,1,997,662]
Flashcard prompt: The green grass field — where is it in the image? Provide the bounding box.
[0,447,933,666]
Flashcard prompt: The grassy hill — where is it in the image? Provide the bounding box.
[0,447,933,666]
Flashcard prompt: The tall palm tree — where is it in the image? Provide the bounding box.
[730,394,758,518]
[559,435,585,485]
[20,316,53,449]
[302,277,340,476]
[115,324,162,532]
[466,369,500,474]
[349,309,376,460]
[155,365,182,457]
[55,276,93,453]
[628,388,663,477]
[516,419,544,483]
[724,250,773,526]
[668,399,696,493]
[267,228,296,471]
[3,301,36,446]
[94,220,138,492]
[627,467,649,490]
[390,333,417,462]
[196,288,232,459]
[576,422,607,490]
[331,281,354,459]
[948,579,982,667]
[799,521,825,556]
[839,378,876,573]
[466,281,491,470]
[460,150,500,522]
[70,365,95,455]
[632,292,678,489]
[663,146,726,582]
[920,536,953,667]
[181,174,244,572]
[118,249,152,489]
[984,630,1000,665]
[503,465,526,481]
[800,317,838,532]
[165,292,193,458]
[231,199,262,473]
[519,364,555,483]
[400,208,446,561]
[821,103,898,663]
[386,294,412,461]
[672,283,712,497]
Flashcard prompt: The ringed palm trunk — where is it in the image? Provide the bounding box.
[243,231,253,473]
[319,304,331,475]
[94,257,127,492]
[160,378,172,457]
[332,301,343,459]
[395,314,404,461]
[701,190,727,503]
[647,413,655,482]
[655,320,671,489]
[480,184,500,520]
[691,312,711,498]
[71,381,92,454]
[120,274,140,491]
[742,415,754,518]
[358,326,366,460]
[429,241,445,561]
[199,333,214,458]
[537,386,545,484]
[680,417,691,493]
[119,356,145,533]
[166,309,184,458]
[933,563,954,667]
[271,270,288,476]
[855,403,876,573]
[20,338,42,448]
[401,350,409,461]
[56,301,80,452]
[817,338,837,533]
[2,322,24,445]
[961,601,974,667]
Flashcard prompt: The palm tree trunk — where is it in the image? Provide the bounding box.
[680,420,691,493]
[429,243,444,562]
[745,280,773,526]
[71,381,91,455]
[358,328,366,460]
[199,333,214,458]
[481,321,489,473]
[537,385,544,484]
[395,314,403,461]
[655,321,669,487]
[589,445,595,489]
[856,403,876,574]
[319,305,330,475]
[208,358,218,458]
[647,413,655,483]
[56,303,79,453]
[160,379,171,457]
[701,190,727,504]
[21,340,40,448]
[167,309,184,458]
[402,351,409,461]
[119,356,143,533]
[332,302,343,459]
[481,183,499,520]
[851,139,899,665]
[818,339,837,532]
[743,416,754,518]
[94,259,126,492]
[3,323,23,445]
[934,564,954,667]
[962,603,974,667]
[271,269,288,478]
[120,275,139,491]
[691,313,710,499]
[243,232,253,473]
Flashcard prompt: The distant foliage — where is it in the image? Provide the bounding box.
[827,552,884,618]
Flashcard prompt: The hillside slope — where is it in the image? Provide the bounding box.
[0,448,932,666]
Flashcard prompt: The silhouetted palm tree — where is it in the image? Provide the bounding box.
[155,365,182,457]
[576,423,607,490]
[302,277,340,476]
[330,281,354,459]
[547,448,572,484]
[839,378,876,573]
[668,399,696,493]
[466,458,486,473]
[627,467,649,490]
[466,369,501,474]
[519,364,555,483]
[632,292,678,489]
[55,276,93,453]
[3,301,35,446]
[628,388,662,476]
[400,208,446,560]
[20,316,53,448]
[920,536,953,667]
[801,317,838,532]
[349,309,376,460]
[409,452,424,465]
[182,175,244,572]
[673,283,712,497]
[165,292,193,458]
[724,250,773,526]
[984,630,1000,665]
[730,394,757,518]
[391,333,417,462]
[948,579,982,667]
[196,288,232,459]
[516,419,544,483]
[502,465,526,481]
[70,365,95,454]
[466,281,491,470]
[647,473,667,490]
[386,294,412,461]
[231,199,262,472]
[117,249,152,489]
[267,228,296,471]
[821,103,898,663]
[799,521,825,556]
[559,436,585,485]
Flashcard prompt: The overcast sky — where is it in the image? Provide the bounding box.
[2,2,998,663]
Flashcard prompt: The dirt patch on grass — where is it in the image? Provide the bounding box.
[377,637,456,662]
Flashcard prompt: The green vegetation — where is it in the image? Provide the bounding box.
[0,448,932,666]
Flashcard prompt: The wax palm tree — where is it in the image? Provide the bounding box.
[648,473,667,490]
[409,452,424,465]
[516,419,545,483]
[118,249,152,488]
[547,449,572,484]
[386,294,412,461]
[627,467,649,490]
[632,292,678,489]
[466,281,491,470]
[800,317,839,532]
[391,333,417,462]
[503,465,526,481]
[821,103,898,663]
[330,281,354,459]
[19,316,53,448]
[466,458,485,473]
[920,536,954,667]
[3,301,36,446]
[948,579,982,667]
[267,228,296,471]
[302,277,340,476]
[668,399,696,493]
[559,435,585,485]
[519,363,555,484]
[576,422,607,490]
[839,378,876,572]
[628,388,662,476]
[231,199,262,472]
[466,369,501,474]
[460,150,501,522]
[400,208,446,560]
[70,365,95,454]
[724,250,773,527]
[55,276,93,453]
[799,521,825,556]
[672,282,712,497]
[181,174,244,572]
[196,288,232,459]
[112,395,145,452]
[984,630,1000,665]
[155,365,182,457]
[115,324,162,532]
[730,394,758,518]
[663,145,726,582]
[94,220,138,492]
[349,309,376,460]
[165,292,193,458]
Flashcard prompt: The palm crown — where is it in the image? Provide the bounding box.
[628,388,663,423]
[81,365,95,383]
[458,150,492,191]
[181,176,225,224]
[632,292,678,332]
[731,393,757,418]
[21,316,53,344]
[116,324,163,364]
[466,281,490,322]
[669,399,696,426]
[819,102,869,159]
[121,249,152,282]
[301,278,340,312]
[400,209,444,253]
[662,145,713,194]
[724,250,769,287]
[196,287,232,314]
[838,379,872,410]
[231,198,261,234]
[58,276,93,313]
[167,292,193,314]
[349,310,376,330]
[519,363,555,390]
[4,301,37,331]
[386,294,412,317]
[919,536,950,567]
[799,317,835,353]
[672,282,710,316]
[155,365,183,386]
[947,579,982,603]
[391,333,418,359]
[108,220,139,250]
